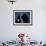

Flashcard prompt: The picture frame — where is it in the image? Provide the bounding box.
[13,10,33,25]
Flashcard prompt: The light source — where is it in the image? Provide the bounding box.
[8,0,16,4]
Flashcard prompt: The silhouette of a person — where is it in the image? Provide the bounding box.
[21,14,29,23]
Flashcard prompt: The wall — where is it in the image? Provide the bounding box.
[0,0,46,42]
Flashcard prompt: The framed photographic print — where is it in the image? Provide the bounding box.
[13,10,33,25]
